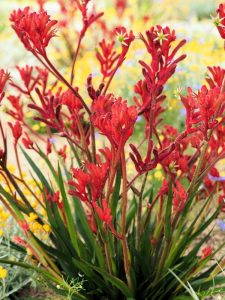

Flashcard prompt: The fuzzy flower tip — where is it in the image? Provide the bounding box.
[215,4,225,39]
[92,199,112,225]
[10,7,57,56]
[201,246,213,259]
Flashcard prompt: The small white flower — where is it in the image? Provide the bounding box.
[116,31,129,47]
[154,30,169,45]
[211,14,225,27]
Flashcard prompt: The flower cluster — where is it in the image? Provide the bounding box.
[10,7,57,56]
[91,94,137,148]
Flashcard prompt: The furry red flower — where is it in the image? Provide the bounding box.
[7,95,24,122]
[206,66,225,89]
[96,39,120,80]
[47,190,63,209]
[46,139,52,156]
[181,85,221,139]
[173,181,187,212]
[201,246,213,259]
[10,7,57,56]
[8,121,22,144]
[22,132,33,149]
[134,26,185,134]
[115,26,135,49]
[92,199,112,224]
[18,220,29,235]
[115,0,127,17]
[68,168,91,202]
[58,145,67,162]
[215,4,225,39]
[61,88,83,113]
[75,0,103,37]
[69,162,109,202]
[91,94,137,148]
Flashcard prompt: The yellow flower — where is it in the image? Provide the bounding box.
[0,266,7,279]
[27,213,38,223]
[40,122,46,128]
[7,165,15,173]
[32,124,40,131]
[26,247,32,256]
[0,229,3,237]
[31,221,42,231]
[43,224,51,233]
[154,170,163,180]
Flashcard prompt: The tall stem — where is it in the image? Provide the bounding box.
[70,35,83,86]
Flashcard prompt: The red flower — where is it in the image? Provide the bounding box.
[115,26,135,49]
[129,139,176,174]
[96,39,120,80]
[10,7,57,56]
[181,86,221,139]
[206,66,225,89]
[47,190,63,209]
[18,220,29,235]
[75,0,103,37]
[28,88,63,131]
[0,69,10,102]
[68,162,109,202]
[96,147,112,165]
[61,88,83,113]
[215,4,225,39]
[91,94,137,148]
[10,65,40,94]
[68,168,91,202]
[46,139,52,156]
[22,132,33,149]
[173,181,187,212]
[58,145,67,162]
[201,246,213,259]
[37,0,46,11]
[7,95,24,122]
[158,179,169,196]
[8,121,22,144]
[13,236,27,247]
[134,26,185,134]
[115,0,127,17]
[92,199,112,224]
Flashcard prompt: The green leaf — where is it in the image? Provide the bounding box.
[164,181,173,240]
[126,196,137,231]
[72,195,105,268]
[57,163,80,257]
[0,259,87,300]
[168,269,199,300]
[0,184,27,217]
[111,167,121,220]
[21,148,52,191]
[73,259,134,298]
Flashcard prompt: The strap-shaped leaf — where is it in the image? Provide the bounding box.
[164,181,173,240]
[58,163,80,257]
[73,258,134,298]
[0,259,87,300]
